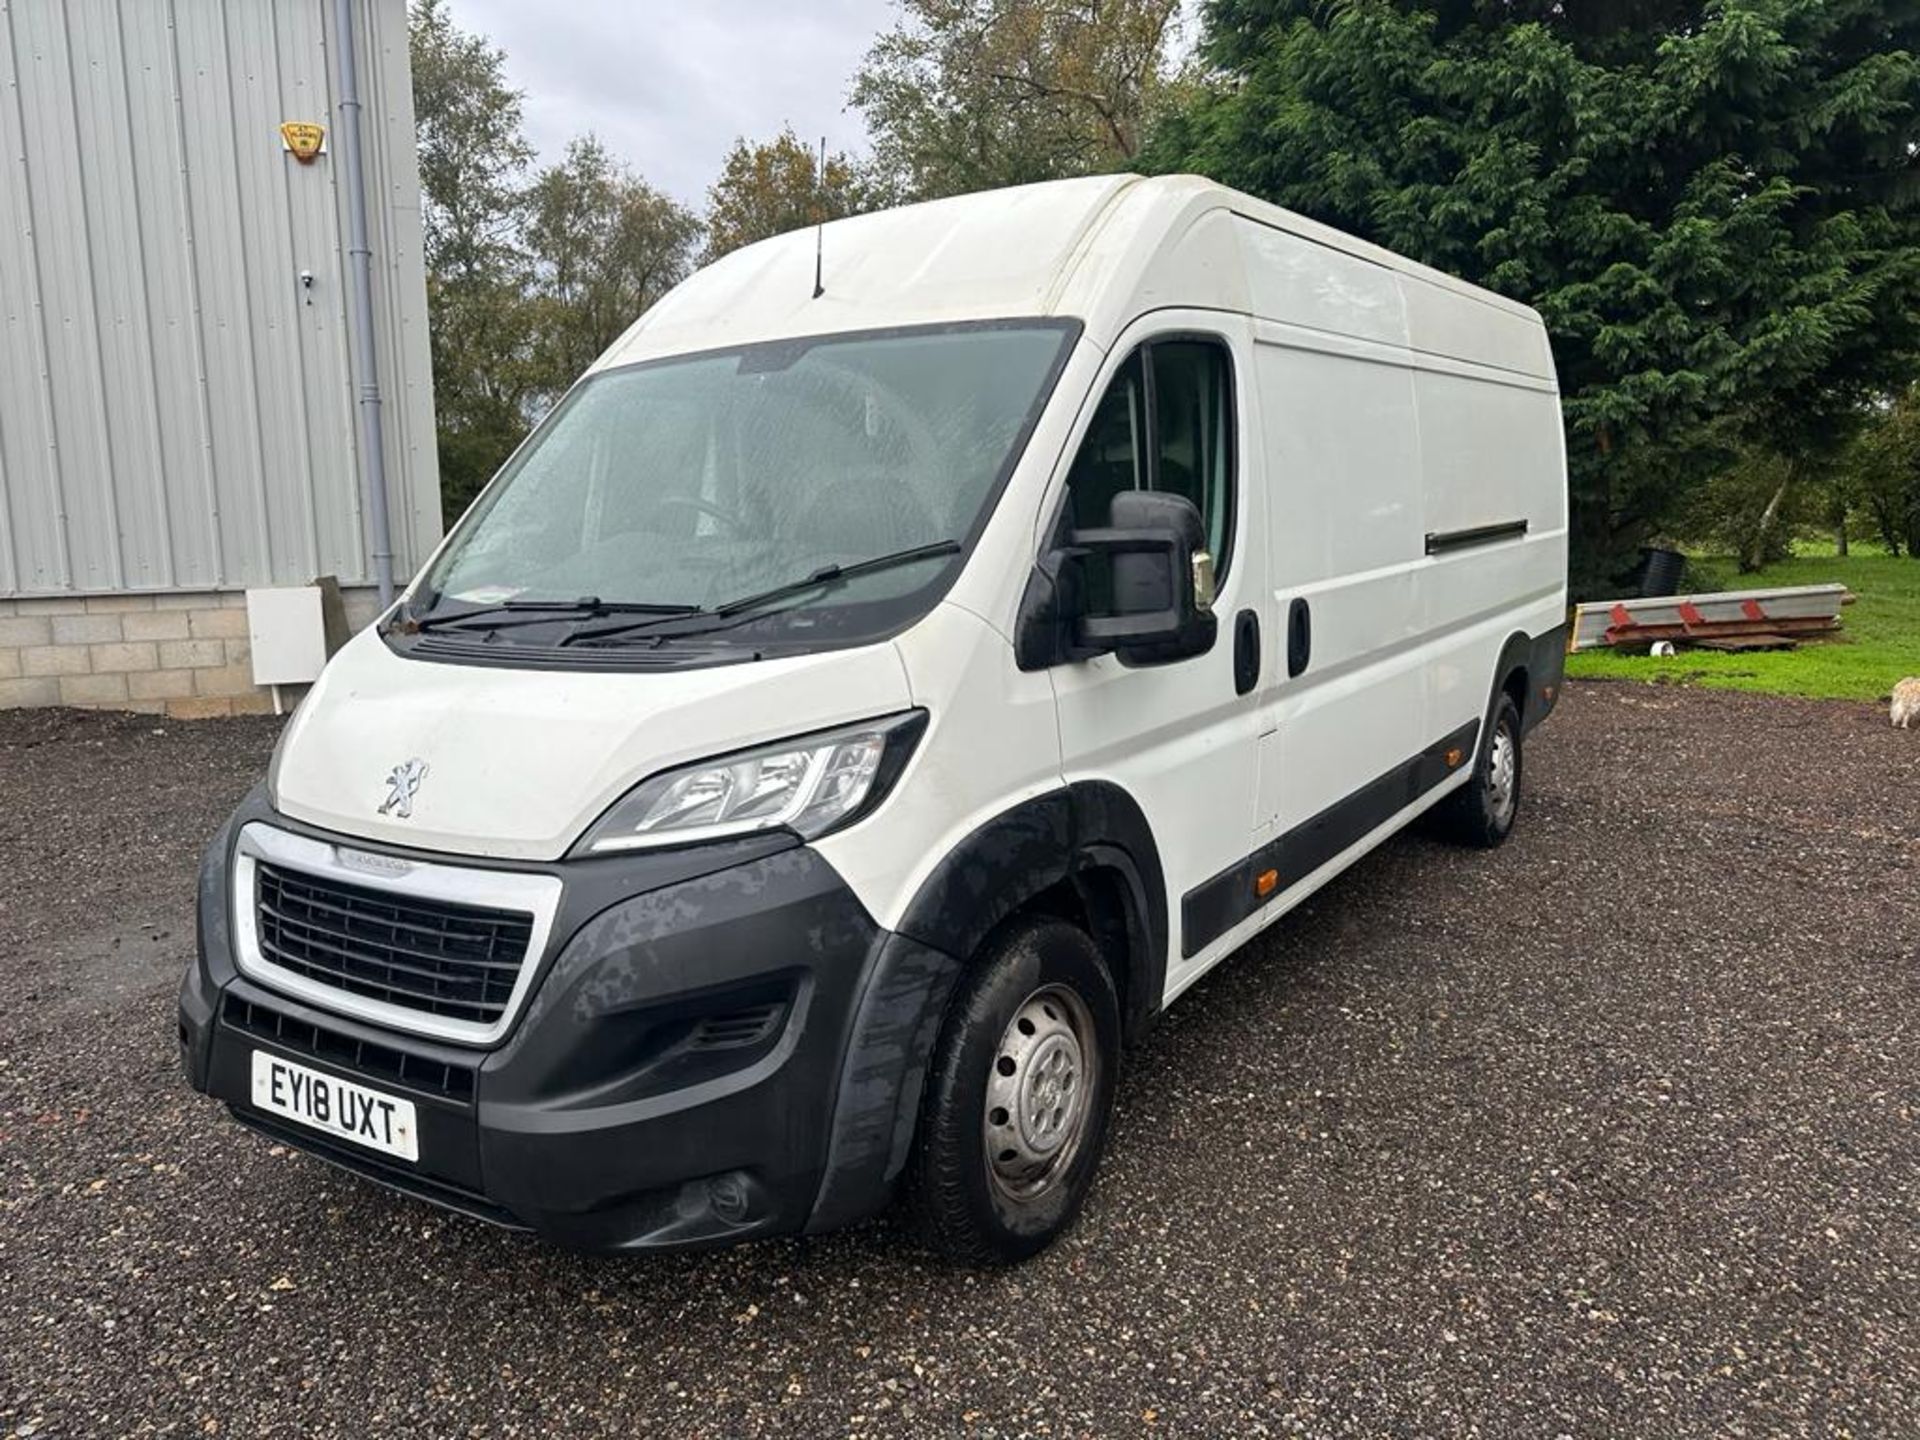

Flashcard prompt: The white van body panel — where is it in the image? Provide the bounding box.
[1223,212,1562,989]
[1042,309,1268,979]
[272,628,912,863]
[587,171,1540,376]
[813,603,1064,931]
[1046,181,1253,343]
[596,175,1140,368]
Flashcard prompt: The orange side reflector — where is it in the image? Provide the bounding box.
[1255,869,1279,898]
[1445,748,1465,768]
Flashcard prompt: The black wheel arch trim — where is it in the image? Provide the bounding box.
[1491,629,1535,745]
[1492,620,1569,737]
[806,780,1167,1234]
[885,781,1166,1038]
[1524,620,1569,732]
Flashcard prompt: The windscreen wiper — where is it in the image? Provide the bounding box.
[559,540,963,647]
[406,597,699,635]
[708,539,964,617]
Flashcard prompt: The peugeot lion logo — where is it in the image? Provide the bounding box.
[378,758,428,818]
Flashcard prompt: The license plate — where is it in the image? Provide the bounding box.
[250,1051,419,1162]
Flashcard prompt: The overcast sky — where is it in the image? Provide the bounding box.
[443,0,900,206]
[441,2,1205,209]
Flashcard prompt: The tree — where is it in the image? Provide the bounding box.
[1150,0,1920,593]
[407,2,698,514]
[702,128,863,262]
[409,0,530,282]
[853,0,1184,202]
[1677,433,1823,569]
[1840,386,1920,556]
[525,137,702,391]
[408,0,538,513]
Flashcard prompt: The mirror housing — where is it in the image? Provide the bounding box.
[1067,491,1218,665]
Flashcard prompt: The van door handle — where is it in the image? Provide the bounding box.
[1287,598,1311,678]
[1232,609,1260,695]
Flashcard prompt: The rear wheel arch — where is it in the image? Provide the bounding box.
[1503,661,1530,716]
[1492,630,1535,738]
[1430,688,1524,849]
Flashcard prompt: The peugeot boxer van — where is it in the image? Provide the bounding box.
[179,174,1568,1262]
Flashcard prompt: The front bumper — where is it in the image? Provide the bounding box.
[180,788,952,1251]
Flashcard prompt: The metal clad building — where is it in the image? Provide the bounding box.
[0,0,439,713]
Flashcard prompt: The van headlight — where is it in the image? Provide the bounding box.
[574,711,927,855]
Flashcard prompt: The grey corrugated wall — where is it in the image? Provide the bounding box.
[0,0,440,596]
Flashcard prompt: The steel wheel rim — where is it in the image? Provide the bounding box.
[983,983,1097,1200]
[1487,722,1518,824]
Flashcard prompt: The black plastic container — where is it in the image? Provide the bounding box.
[1637,546,1686,598]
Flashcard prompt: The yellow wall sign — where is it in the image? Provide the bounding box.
[280,121,326,163]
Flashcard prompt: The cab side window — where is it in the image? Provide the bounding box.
[1149,340,1234,566]
[1065,337,1235,583]
[1066,350,1148,539]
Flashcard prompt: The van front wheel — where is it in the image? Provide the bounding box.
[1432,691,1523,849]
[905,919,1120,1264]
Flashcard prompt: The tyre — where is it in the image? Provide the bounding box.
[905,918,1121,1264]
[1431,691,1523,848]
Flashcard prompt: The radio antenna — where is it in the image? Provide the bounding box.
[812,134,827,300]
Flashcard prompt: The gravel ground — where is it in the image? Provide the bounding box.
[1,682,1917,1438]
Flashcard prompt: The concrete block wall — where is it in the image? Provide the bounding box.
[0,588,386,718]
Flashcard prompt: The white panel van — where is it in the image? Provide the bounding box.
[180,175,1568,1262]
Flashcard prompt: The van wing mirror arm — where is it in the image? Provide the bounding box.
[1014,543,1100,670]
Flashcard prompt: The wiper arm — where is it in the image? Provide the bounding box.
[560,540,963,647]
[710,540,964,617]
[407,597,699,635]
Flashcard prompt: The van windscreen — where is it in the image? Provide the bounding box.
[410,320,1077,650]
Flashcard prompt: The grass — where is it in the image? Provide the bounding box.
[1564,546,1920,702]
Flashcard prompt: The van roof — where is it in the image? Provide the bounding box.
[593,173,1543,372]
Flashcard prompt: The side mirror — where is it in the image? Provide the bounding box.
[1069,491,1218,665]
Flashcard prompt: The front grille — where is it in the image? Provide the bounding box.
[255,863,533,1027]
[222,992,478,1103]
